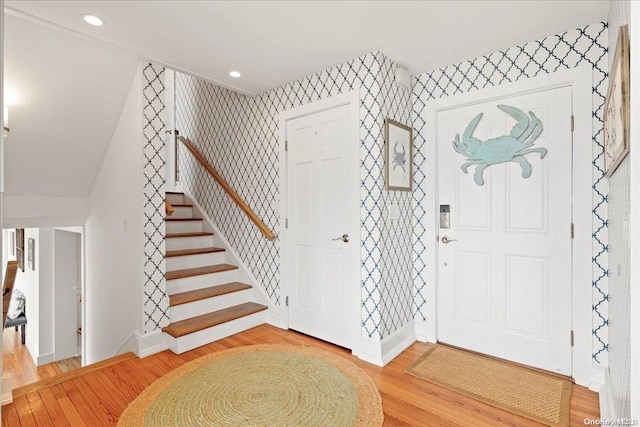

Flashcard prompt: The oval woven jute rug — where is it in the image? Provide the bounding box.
[118,344,383,427]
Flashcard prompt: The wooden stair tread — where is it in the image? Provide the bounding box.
[166,232,214,238]
[169,282,252,306]
[166,247,225,257]
[166,264,238,280]
[162,302,267,338]
[166,217,202,222]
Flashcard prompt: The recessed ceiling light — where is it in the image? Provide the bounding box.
[82,14,103,26]
[229,71,242,78]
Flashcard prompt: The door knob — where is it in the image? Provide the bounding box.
[441,235,457,244]
[332,234,349,243]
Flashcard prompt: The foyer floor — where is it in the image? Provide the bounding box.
[1,324,599,426]
[2,327,81,390]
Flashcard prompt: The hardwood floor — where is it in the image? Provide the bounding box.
[2,328,82,390]
[2,324,600,426]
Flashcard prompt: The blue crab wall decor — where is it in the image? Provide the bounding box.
[452,105,547,186]
[392,141,407,173]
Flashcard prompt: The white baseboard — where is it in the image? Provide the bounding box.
[357,336,384,366]
[135,330,169,358]
[36,352,55,366]
[415,319,429,342]
[382,320,416,365]
[357,321,417,367]
[1,375,13,406]
[597,367,617,420]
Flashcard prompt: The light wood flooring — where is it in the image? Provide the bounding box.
[2,328,81,390]
[1,324,599,426]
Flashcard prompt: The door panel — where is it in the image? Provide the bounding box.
[454,251,491,327]
[286,103,357,350]
[437,86,572,375]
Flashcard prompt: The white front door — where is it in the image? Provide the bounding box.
[286,103,359,350]
[436,87,573,374]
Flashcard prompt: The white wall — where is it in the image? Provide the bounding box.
[8,228,39,361]
[3,228,56,365]
[37,228,54,364]
[84,63,144,364]
[3,196,89,228]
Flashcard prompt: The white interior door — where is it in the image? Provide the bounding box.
[436,87,573,375]
[286,103,358,350]
[54,229,81,361]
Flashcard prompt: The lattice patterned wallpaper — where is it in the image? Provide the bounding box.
[607,0,631,417]
[411,22,610,365]
[142,63,169,333]
[175,52,413,340]
[377,56,414,337]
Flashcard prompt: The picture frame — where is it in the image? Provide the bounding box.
[9,230,15,256]
[16,229,25,272]
[604,24,630,178]
[385,118,413,191]
[27,238,35,271]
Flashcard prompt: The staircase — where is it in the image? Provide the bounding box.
[162,191,268,354]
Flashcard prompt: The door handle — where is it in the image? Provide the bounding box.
[440,235,457,244]
[332,234,349,243]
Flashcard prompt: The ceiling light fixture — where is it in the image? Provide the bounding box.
[82,14,104,26]
[229,71,241,78]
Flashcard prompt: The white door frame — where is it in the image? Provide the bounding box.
[278,90,361,351]
[421,65,599,386]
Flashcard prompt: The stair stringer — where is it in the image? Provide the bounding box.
[180,189,281,327]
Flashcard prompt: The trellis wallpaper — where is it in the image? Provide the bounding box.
[607,0,631,417]
[175,52,413,340]
[142,63,169,334]
[411,22,610,365]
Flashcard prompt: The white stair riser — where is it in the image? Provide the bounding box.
[166,251,226,271]
[166,235,215,251]
[166,193,184,205]
[170,206,194,218]
[166,221,203,234]
[170,289,253,322]
[164,310,267,354]
[167,270,238,294]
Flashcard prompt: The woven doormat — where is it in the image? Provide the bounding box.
[406,345,572,426]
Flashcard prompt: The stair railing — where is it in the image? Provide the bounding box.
[2,261,19,328]
[173,131,276,241]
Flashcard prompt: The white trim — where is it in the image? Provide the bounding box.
[356,337,384,366]
[279,89,361,350]
[133,330,168,358]
[36,352,55,366]
[596,368,617,420]
[422,65,598,386]
[357,321,417,366]
[381,320,416,365]
[181,188,280,326]
[629,1,640,418]
[414,320,430,342]
[165,69,178,191]
[1,375,12,406]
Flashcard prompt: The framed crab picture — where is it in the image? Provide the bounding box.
[604,24,630,178]
[385,118,413,191]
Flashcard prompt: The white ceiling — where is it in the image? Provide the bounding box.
[3,13,139,197]
[6,1,609,95]
[2,1,608,199]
